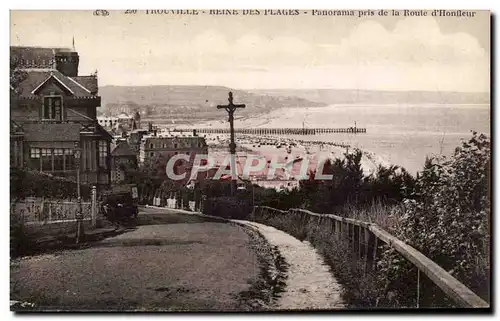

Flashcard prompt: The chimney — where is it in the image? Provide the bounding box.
[55,51,79,77]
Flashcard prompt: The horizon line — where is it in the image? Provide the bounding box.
[97,84,490,94]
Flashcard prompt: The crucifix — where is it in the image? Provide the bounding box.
[217,91,245,196]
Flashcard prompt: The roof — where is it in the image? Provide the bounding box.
[95,123,114,141]
[73,76,98,94]
[10,46,73,69]
[14,70,98,99]
[111,141,136,157]
[23,123,82,142]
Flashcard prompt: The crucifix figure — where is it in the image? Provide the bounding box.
[217,92,246,196]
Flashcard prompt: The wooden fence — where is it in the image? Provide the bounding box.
[253,206,489,308]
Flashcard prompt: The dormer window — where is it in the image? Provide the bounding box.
[42,95,63,121]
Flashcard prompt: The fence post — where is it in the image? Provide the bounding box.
[350,223,355,252]
[363,227,370,275]
[91,185,97,228]
[416,269,420,308]
[39,199,44,222]
[371,235,379,270]
[48,202,52,222]
[358,225,363,258]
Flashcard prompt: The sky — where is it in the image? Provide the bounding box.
[10,10,490,92]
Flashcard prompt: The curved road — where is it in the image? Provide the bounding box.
[10,208,260,311]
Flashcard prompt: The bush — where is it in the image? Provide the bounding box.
[203,196,252,219]
[378,132,490,307]
[10,168,91,200]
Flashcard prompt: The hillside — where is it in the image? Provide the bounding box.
[98,85,326,124]
[248,89,490,105]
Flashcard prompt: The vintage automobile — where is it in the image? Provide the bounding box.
[101,184,139,222]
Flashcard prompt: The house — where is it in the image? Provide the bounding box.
[10,45,113,186]
[110,141,137,184]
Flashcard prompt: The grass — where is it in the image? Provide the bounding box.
[336,201,404,233]
[236,225,289,311]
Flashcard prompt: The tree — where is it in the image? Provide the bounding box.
[378,132,490,307]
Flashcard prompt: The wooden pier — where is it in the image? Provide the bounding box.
[173,127,367,136]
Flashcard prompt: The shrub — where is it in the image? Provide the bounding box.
[10,168,91,200]
[378,132,490,307]
[203,196,252,219]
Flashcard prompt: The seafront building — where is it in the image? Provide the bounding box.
[139,133,208,163]
[138,131,209,183]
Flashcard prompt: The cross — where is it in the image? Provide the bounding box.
[217,91,246,121]
[217,92,245,196]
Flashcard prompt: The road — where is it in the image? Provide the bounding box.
[10,207,261,311]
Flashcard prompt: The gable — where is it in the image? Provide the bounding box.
[32,74,75,96]
[16,70,98,99]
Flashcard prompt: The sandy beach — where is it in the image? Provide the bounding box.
[200,133,390,184]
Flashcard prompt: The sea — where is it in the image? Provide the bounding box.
[221,104,491,175]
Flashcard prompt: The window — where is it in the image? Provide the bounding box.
[186,152,190,155]
[150,143,154,149]
[41,148,52,171]
[99,141,108,168]
[30,148,40,169]
[163,144,167,148]
[30,148,40,158]
[174,152,178,155]
[64,149,75,170]
[53,148,64,170]
[43,96,62,121]
[29,148,76,172]
[150,152,154,157]
[174,143,178,148]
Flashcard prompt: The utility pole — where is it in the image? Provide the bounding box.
[74,142,84,244]
[217,92,245,196]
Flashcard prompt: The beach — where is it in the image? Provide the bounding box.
[174,104,490,176]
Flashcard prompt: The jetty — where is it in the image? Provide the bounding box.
[173,127,367,136]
